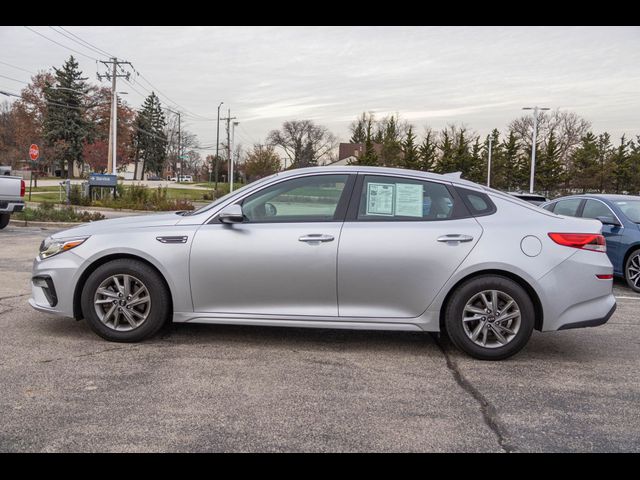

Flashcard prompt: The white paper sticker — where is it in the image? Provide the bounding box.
[395,183,423,217]
[366,183,395,216]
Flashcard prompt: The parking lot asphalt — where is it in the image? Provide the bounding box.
[1,225,638,452]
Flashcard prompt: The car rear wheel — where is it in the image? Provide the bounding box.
[624,250,640,292]
[444,275,534,360]
[81,259,170,342]
[0,213,10,230]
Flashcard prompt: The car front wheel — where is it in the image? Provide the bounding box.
[81,259,170,342]
[444,275,535,360]
[625,250,640,293]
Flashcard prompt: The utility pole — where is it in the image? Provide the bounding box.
[214,101,224,191]
[97,58,131,176]
[221,109,237,187]
[522,106,550,193]
[487,135,493,187]
[231,121,239,192]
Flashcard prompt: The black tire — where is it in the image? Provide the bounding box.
[0,214,9,230]
[444,275,535,361]
[81,259,171,342]
[624,249,640,293]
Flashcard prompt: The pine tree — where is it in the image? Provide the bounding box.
[611,135,632,193]
[436,129,455,174]
[597,133,613,192]
[43,56,90,178]
[402,125,419,170]
[135,92,167,177]
[536,130,564,195]
[349,112,368,144]
[356,116,378,166]
[417,130,437,172]
[484,129,503,189]
[466,137,485,184]
[378,115,403,166]
[571,133,600,193]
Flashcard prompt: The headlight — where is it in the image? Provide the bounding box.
[39,236,89,260]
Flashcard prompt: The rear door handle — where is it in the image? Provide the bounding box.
[299,234,335,243]
[437,234,474,243]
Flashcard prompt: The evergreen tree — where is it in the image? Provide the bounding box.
[484,129,503,189]
[402,125,419,170]
[378,115,403,166]
[466,137,485,184]
[597,133,614,192]
[349,112,368,144]
[611,135,632,193]
[536,130,564,195]
[356,115,378,166]
[571,133,600,193]
[436,129,455,174]
[417,130,437,172]
[135,92,167,177]
[500,130,523,191]
[43,56,90,178]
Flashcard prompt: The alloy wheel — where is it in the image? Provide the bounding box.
[462,289,521,349]
[93,274,151,331]
[627,254,640,289]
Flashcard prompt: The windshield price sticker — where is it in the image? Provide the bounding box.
[366,183,395,216]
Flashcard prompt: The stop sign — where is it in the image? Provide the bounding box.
[29,144,40,161]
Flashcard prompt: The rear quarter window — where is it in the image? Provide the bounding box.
[456,188,496,217]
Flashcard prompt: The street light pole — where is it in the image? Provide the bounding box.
[523,106,550,193]
[214,101,223,191]
[487,135,493,187]
[231,121,239,192]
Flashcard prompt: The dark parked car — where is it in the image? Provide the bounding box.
[541,194,640,292]
[509,192,548,206]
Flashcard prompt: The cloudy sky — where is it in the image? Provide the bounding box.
[1,26,639,155]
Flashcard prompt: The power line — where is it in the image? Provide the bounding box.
[48,26,109,59]
[0,73,29,84]
[56,26,117,59]
[0,60,37,75]
[23,26,100,61]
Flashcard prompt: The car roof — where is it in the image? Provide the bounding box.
[275,166,483,189]
[547,193,640,202]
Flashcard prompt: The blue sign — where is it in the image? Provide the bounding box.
[89,174,118,187]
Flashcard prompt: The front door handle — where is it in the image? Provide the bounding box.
[437,234,474,243]
[299,234,335,243]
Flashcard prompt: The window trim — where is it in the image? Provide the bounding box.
[552,198,585,218]
[345,173,471,222]
[579,198,624,227]
[455,187,497,217]
[210,173,356,224]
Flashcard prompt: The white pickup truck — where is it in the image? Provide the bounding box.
[0,175,25,229]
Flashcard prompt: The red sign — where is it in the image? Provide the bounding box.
[29,144,40,161]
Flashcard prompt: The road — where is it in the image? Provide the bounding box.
[0,225,638,452]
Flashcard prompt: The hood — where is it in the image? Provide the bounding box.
[52,211,186,239]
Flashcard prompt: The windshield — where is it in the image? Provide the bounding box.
[183,174,279,216]
[614,200,640,223]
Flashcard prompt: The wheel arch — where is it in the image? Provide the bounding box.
[438,269,544,332]
[73,253,173,320]
[622,243,640,276]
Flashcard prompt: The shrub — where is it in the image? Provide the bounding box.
[15,202,105,223]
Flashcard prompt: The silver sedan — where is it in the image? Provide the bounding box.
[29,166,616,360]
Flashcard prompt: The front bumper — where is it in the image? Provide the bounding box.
[29,252,83,318]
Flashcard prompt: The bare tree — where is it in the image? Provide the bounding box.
[267,120,337,169]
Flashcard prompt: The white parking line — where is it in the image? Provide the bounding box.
[615,296,640,300]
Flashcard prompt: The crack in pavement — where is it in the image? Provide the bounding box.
[0,293,30,302]
[36,345,141,364]
[431,333,517,453]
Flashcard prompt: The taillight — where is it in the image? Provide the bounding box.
[548,233,606,252]
[20,180,25,197]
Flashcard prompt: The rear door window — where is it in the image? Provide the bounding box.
[553,199,583,217]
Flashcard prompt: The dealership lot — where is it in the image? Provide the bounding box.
[1,225,638,452]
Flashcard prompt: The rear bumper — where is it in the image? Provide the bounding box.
[557,302,616,330]
[537,249,616,331]
[0,200,24,213]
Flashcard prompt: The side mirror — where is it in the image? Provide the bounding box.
[218,204,244,224]
[596,216,621,227]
